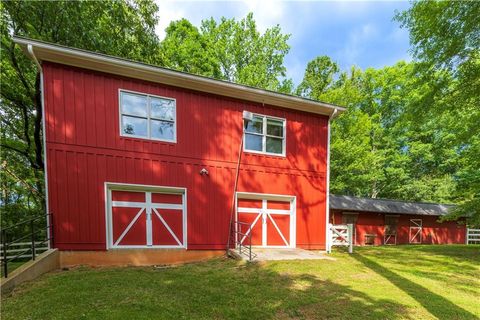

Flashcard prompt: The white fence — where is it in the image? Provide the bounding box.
[327,224,354,253]
[0,242,48,260]
[466,229,480,244]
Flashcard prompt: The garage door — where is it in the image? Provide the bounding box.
[106,184,186,248]
[236,192,296,248]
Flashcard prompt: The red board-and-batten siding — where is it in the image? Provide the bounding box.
[43,62,329,251]
[330,210,466,245]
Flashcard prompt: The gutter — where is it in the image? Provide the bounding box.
[27,44,51,249]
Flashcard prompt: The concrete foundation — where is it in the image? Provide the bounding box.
[59,249,224,267]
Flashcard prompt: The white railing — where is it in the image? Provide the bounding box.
[0,242,48,260]
[466,228,480,244]
[327,224,353,253]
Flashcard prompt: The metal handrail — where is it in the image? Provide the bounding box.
[1,214,48,231]
[230,220,255,261]
[1,213,53,277]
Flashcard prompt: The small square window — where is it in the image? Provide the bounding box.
[120,90,176,142]
[244,114,286,156]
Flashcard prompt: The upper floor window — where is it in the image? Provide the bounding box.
[119,90,176,142]
[244,114,286,156]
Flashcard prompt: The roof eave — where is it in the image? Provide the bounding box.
[13,36,346,117]
[331,207,445,217]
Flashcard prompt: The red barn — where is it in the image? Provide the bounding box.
[15,37,345,265]
[329,195,466,245]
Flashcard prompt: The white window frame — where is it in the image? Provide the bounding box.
[243,113,286,157]
[119,89,177,143]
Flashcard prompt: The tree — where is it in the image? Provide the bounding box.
[161,13,293,92]
[296,56,340,99]
[159,19,222,78]
[396,1,480,225]
[1,0,161,223]
[298,58,461,202]
[396,1,480,99]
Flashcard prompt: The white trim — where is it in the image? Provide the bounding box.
[14,37,345,117]
[262,200,268,246]
[106,182,185,193]
[145,192,153,246]
[183,190,188,249]
[325,109,337,253]
[112,201,183,210]
[409,219,423,244]
[236,191,295,201]
[237,207,290,215]
[118,89,177,143]
[236,192,296,248]
[243,113,286,157]
[111,201,145,208]
[105,182,187,249]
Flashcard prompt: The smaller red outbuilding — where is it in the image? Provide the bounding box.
[329,195,466,246]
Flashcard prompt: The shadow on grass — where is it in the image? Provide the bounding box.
[2,258,409,320]
[352,252,478,320]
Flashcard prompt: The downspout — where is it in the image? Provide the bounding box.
[27,44,51,249]
[325,108,338,253]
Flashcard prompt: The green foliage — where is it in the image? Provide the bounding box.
[395,1,480,99]
[296,56,340,99]
[396,0,480,224]
[159,18,221,78]
[161,13,292,92]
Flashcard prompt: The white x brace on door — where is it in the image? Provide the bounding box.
[235,192,296,248]
[409,219,422,244]
[105,183,187,249]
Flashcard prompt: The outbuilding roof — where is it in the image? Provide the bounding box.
[329,195,455,216]
[13,36,345,117]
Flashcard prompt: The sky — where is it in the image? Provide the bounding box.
[154,1,412,86]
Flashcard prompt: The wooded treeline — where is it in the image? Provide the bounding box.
[1,1,479,226]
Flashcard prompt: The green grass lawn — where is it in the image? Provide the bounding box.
[2,245,479,319]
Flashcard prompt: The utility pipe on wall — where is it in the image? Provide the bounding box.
[226,111,253,253]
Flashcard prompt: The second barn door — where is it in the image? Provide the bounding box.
[236,192,296,248]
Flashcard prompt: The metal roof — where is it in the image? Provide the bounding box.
[329,195,455,216]
[13,36,346,117]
